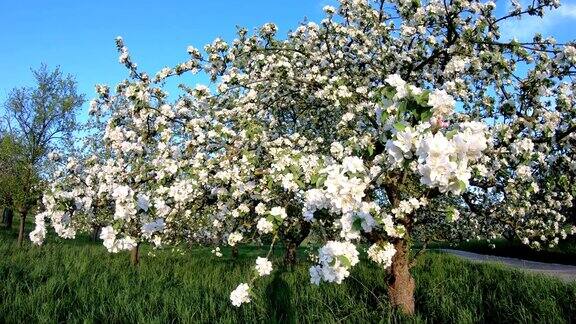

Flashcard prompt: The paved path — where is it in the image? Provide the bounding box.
[440,249,576,282]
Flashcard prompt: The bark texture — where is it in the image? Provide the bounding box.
[283,242,298,267]
[17,210,28,246]
[281,212,311,267]
[387,239,415,315]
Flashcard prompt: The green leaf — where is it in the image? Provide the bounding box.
[380,110,390,124]
[382,86,396,100]
[112,222,122,231]
[367,145,374,157]
[397,101,407,114]
[336,255,352,268]
[352,218,363,232]
[395,225,406,237]
[414,91,430,106]
[394,122,406,131]
[458,180,467,192]
[420,110,432,121]
[445,129,458,139]
[266,215,276,224]
[445,206,456,222]
[267,176,274,190]
[316,174,327,188]
[295,178,305,189]
[289,164,301,177]
[310,173,319,185]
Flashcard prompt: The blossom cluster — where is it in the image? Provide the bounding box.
[309,241,360,285]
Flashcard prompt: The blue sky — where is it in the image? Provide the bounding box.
[0,0,574,122]
[0,0,332,121]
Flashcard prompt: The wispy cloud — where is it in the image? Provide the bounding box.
[557,3,576,17]
[499,3,576,41]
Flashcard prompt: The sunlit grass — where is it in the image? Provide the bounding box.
[1,229,575,323]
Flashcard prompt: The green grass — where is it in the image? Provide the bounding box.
[1,229,576,323]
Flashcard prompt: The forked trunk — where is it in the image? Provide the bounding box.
[283,242,297,267]
[388,239,415,315]
[130,243,140,265]
[17,210,28,247]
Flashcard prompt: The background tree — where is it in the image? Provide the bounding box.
[3,64,84,246]
[0,132,26,229]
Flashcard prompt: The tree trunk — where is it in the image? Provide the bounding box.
[17,211,28,246]
[283,242,298,267]
[2,207,14,229]
[388,239,415,315]
[130,243,140,265]
[231,245,239,259]
[91,225,100,242]
[281,217,311,267]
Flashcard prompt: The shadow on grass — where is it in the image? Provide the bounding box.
[266,267,294,323]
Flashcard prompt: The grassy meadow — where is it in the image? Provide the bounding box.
[1,227,576,323]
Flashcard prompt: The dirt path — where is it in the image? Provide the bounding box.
[440,249,576,282]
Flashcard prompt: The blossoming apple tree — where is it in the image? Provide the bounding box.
[31,0,575,316]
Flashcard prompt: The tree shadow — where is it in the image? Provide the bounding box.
[265,267,294,323]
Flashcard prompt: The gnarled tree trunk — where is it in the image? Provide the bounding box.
[231,245,239,258]
[388,239,415,315]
